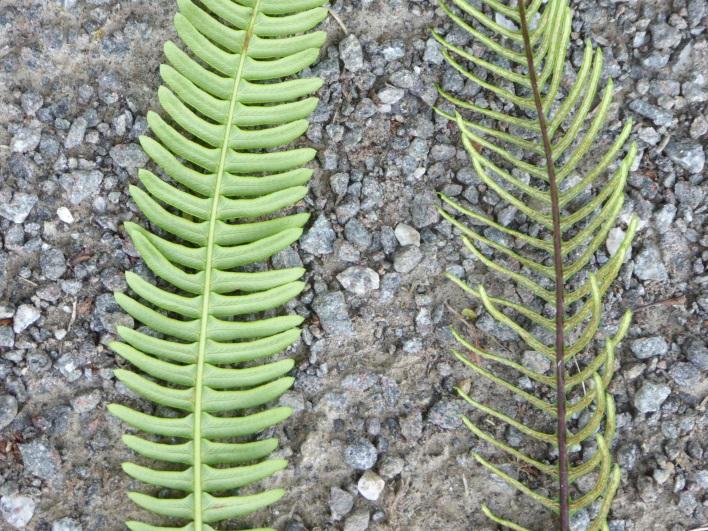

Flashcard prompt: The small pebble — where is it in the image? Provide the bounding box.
[630,337,669,359]
[57,207,75,224]
[343,509,370,531]
[1,495,36,528]
[329,487,354,519]
[0,395,18,430]
[344,438,378,470]
[337,267,380,295]
[634,382,671,413]
[339,34,364,72]
[13,305,41,334]
[357,470,385,501]
[394,223,421,247]
[393,246,423,273]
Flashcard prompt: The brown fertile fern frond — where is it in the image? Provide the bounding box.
[434,0,638,529]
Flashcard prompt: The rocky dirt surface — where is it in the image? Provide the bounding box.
[0,0,706,530]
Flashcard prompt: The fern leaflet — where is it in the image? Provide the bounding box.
[434,0,638,529]
[108,1,327,529]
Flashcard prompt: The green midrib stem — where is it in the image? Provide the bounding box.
[193,1,262,528]
[518,1,570,529]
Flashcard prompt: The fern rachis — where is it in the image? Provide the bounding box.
[434,0,638,529]
[109,1,327,529]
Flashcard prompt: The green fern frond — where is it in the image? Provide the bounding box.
[434,0,638,529]
[108,1,327,529]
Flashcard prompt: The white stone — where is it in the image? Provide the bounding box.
[336,267,380,295]
[377,86,405,105]
[57,207,75,224]
[52,517,82,531]
[13,305,40,334]
[1,495,36,528]
[357,470,385,501]
[606,228,627,257]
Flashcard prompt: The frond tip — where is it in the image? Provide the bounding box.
[109,1,327,529]
[434,0,637,528]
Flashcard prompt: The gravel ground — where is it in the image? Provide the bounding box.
[0,0,706,530]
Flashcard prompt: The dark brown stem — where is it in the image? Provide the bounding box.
[517,1,569,529]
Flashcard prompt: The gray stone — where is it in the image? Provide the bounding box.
[694,470,708,490]
[379,226,397,255]
[337,267,380,295]
[685,339,708,370]
[301,215,336,256]
[11,126,42,153]
[71,390,102,413]
[109,143,148,171]
[630,336,669,359]
[477,313,517,341]
[339,34,364,72]
[669,362,701,388]
[59,170,103,205]
[272,246,303,269]
[1,495,35,528]
[642,52,670,69]
[13,305,40,334]
[401,409,423,440]
[690,115,708,139]
[329,173,349,196]
[411,194,440,228]
[344,219,372,250]
[357,470,385,501]
[0,192,38,224]
[394,223,420,247]
[19,440,60,481]
[313,291,353,336]
[21,92,43,115]
[423,37,444,65]
[381,41,405,62]
[634,244,668,281]
[428,399,464,429]
[522,351,551,374]
[336,241,361,263]
[379,456,404,479]
[64,117,87,149]
[0,326,14,348]
[52,517,82,531]
[570,510,591,531]
[634,382,671,413]
[0,395,18,430]
[284,520,306,531]
[628,100,673,127]
[638,127,661,145]
[431,144,456,161]
[393,246,423,273]
[344,438,377,470]
[329,487,354,519]
[683,76,707,104]
[606,228,627,257]
[654,204,676,232]
[674,181,705,210]
[378,86,405,105]
[666,141,705,174]
[651,23,682,49]
[343,509,370,531]
[40,248,67,280]
[354,98,377,120]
